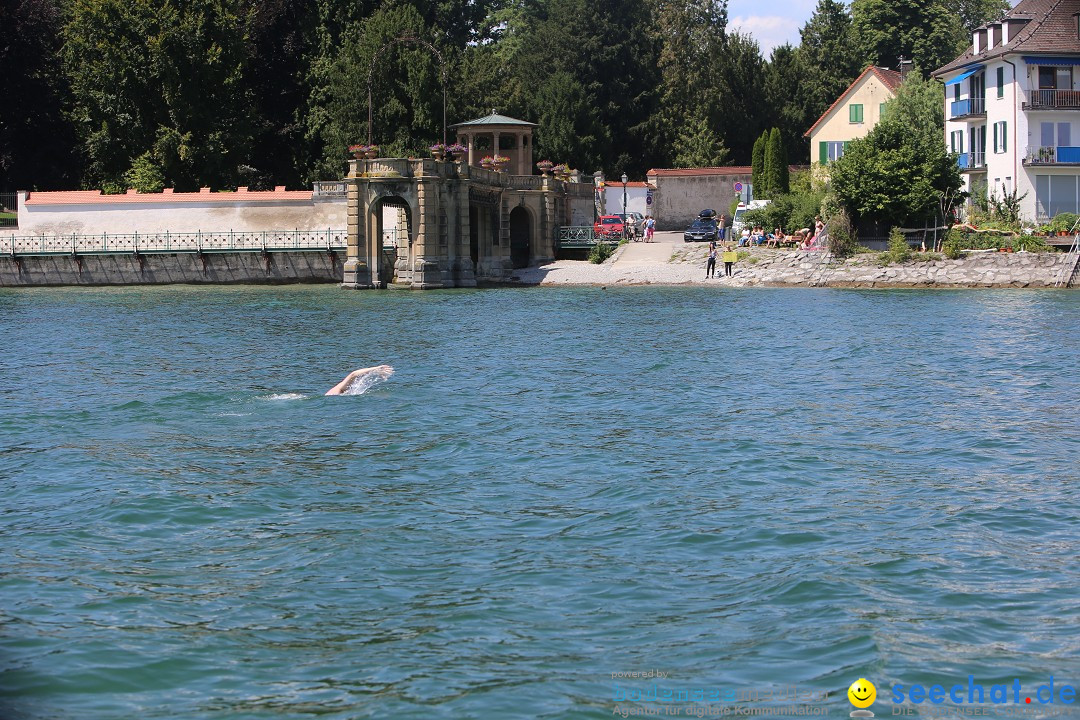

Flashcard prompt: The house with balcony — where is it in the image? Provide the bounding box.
[934,0,1080,223]
[804,65,904,179]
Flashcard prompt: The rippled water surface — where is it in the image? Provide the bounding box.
[1,285,1079,719]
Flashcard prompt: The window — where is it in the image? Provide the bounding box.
[818,141,846,164]
[879,102,886,118]
[1036,174,1080,218]
[997,67,1004,97]
[1060,123,1072,147]
[993,121,1008,153]
[951,130,965,154]
[849,104,863,123]
[1039,66,1073,90]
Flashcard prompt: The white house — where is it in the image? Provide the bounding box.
[934,0,1080,222]
[601,181,656,217]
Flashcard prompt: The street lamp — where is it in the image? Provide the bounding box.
[621,172,628,241]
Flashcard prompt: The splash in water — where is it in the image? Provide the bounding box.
[340,371,389,396]
[263,393,309,401]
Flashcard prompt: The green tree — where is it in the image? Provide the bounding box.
[674,115,730,168]
[124,152,166,193]
[850,0,961,75]
[751,131,767,193]
[516,0,659,176]
[63,0,255,190]
[715,32,767,165]
[309,3,443,179]
[763,127,788,195]
[0,0,78,190]
[794,0,861,139]
[950,0,1010,34]
[651,0,728,168]
[764,43,808,165]
[831,74,961,225]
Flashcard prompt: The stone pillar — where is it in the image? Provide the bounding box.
[410,175,446,289]
[493,131,501,163]
[342,159,375,289]
[517,133,525,175]
[465,133,474,167]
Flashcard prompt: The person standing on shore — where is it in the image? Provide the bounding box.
[706,241,717,278]
[718,213,727,242]
[722,245,736,277]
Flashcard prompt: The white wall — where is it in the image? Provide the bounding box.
[602,185,654,216]
[4,189,346,237]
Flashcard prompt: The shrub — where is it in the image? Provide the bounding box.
[879,228,913,264]
[826,209,859,259]
[1048,212,1078,234]
[589,241,614,264]
[124,153,166,193]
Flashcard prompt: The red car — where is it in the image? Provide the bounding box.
[594,215,626,238]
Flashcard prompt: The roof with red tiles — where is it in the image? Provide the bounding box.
[603,181,657,189]
[935,0,1080,76]
[24,187,313,206]
[803,66,904,139]
[646,165,805,177]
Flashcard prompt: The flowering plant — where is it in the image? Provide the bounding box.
[552,163,569,174]
[480,155,495,164]
[492,155,510,164]
[429,143,447,153]
[348,144,378,155]
[536,159,554,170]
[447,143,466,154]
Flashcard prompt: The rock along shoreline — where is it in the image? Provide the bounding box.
[509,244,1079,289]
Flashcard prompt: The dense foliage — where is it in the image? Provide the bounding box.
[0,0,1009,192]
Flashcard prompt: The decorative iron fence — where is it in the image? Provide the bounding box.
[4,229,347,256]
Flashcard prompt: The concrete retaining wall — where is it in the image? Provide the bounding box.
[0,251,346,287]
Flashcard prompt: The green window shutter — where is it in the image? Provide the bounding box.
[1002,122,1007,152]
[819,141,828,165]
[993,123,999,152]
[849,104,864,123]
[879,103,886,118]
[997,67,1004,98]
[843,141,851,152]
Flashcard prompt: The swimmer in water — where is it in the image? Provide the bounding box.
[325,365,394,396]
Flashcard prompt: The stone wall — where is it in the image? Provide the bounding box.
[0,251,346,287]
[744,251,1076,288]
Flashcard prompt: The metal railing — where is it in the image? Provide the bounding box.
[950,97,985,118]
[556,226,607,246]
[1024,145,1080,164]
[957,152,986,169]
[1026,89,1080,110]
[4,229,347,256]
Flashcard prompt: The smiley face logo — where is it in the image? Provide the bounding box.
[848,678,876,708]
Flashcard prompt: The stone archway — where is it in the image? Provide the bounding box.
[509,206,531,269]
[371,195,412,287]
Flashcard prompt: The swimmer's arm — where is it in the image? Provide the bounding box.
[325,365,394,396]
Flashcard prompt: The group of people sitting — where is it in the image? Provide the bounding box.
[737,217,826,251]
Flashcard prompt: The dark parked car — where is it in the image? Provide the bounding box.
[683,218,719,242]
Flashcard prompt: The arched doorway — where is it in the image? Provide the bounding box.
[509,206,531,269]
[371,196,412,287]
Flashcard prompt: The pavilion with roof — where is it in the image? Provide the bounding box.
[450,111,537,175]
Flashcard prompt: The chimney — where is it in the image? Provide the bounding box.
[973,30,982,54]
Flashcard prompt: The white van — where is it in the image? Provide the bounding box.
[731,200,771,237]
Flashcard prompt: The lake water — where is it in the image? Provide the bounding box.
[1,285,1079,719]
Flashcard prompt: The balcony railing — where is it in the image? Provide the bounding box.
[950,97,985,118]
[1024,145,1080,164]
[956,152,986,169]
[1025,89,1080,110]
[3,229,347,256]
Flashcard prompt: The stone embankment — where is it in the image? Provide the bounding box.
[512,242,1078,289]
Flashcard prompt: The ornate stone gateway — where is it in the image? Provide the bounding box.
[342,157,591,289]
